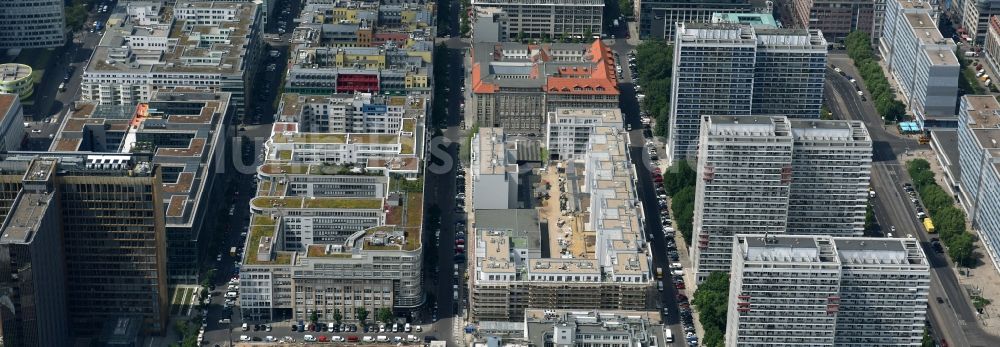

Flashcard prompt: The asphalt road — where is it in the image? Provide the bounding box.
[607,31,690,345]
[825,57,1000,347]
[22,7,114,150]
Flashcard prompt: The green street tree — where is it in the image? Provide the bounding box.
[333,309,343,324]
[355,307,369,324]
[949,232,975,267]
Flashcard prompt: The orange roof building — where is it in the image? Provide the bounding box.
[470,40,620,135]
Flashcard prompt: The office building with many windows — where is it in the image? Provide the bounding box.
[957,95,1000,274]
[692,116,872,281]
[0,0,65,49]
[637,0,754,40]
[49,90,234,284]
[668,20,827,162]
[470,0,604,40]
[0,155,168,336]
[782,0,884,42]
[962,0,1000,44]
[726,234,930,346]
[880,0,959,124]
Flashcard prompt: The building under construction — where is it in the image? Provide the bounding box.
[468,125,652,322]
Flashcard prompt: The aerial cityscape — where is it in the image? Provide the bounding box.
[3,0,1000,346]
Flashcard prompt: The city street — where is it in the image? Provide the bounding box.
[825,56,1000,347]
[21,7,116,150]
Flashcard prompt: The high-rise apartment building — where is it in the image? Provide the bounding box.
[957,95,1000,273]
[880,0,959,124]
[637,0,753,40]
[692,116,872,281]
[0,155,168,335]
[786,119,873,235]
[471,40,620,135]
[668,20,827,162]
[692,116,795,279]
[726,234,930,346]
[469,0,603,40]
[783,0,884,42]
[0,0,65,49]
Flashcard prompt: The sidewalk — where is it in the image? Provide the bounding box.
[905,149,1000,335]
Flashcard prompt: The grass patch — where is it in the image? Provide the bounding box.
[974,295,992,313]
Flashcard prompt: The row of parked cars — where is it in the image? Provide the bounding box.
[649,153,697,346]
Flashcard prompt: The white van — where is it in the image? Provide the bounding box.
[664,328,674,342]
[405,323,411,332]
[376,336,389,342]
[670,262,682,270]
[363,336,375,342]
[328,322,335,332]
[672,269,684,276]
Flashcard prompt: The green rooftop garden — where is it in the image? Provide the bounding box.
[400,136,415,154]
[307,245,353,258]
[303,198,383,209]
[277,150,292,160]
[244,222,280,265]
[402,118,416,133]
[273,133,347,144]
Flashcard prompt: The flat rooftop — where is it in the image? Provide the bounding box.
[835,237,926,265]
[905,13,948,46]
[742,235,827,263]
[87,1,256,75]
[963,95,1000,128]
[925,47,959,66]
[789,119,871,142]
[549,108,623,124]
[476,127,507,175]
[1,192,53,244]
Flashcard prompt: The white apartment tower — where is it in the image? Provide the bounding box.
[727,234,931,346]
[668,22,827,162]
[692,116,795,280]
[692,116,873,281]
[786,119,873,236]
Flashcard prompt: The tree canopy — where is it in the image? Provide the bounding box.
[693,272,729,347]
[844,31,908,122]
